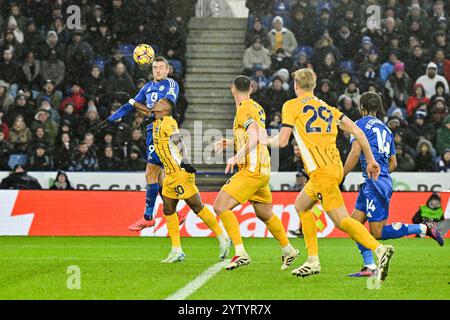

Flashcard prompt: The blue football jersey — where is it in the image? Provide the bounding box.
[350,115,396,180]
[134,78,179,110]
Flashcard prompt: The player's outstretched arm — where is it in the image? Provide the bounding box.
[339,116,380,180]
[343,141,361,177]
[268,126,292,149]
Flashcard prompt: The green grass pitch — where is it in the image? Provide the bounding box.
[0,236,449,300]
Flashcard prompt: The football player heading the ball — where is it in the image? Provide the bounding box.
[92,52,183,231]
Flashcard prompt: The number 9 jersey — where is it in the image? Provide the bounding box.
[282,92,344,176]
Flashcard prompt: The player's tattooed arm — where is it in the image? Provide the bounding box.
[339,116,380,180]
[343,141,361,176]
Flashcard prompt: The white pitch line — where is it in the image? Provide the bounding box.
[165,259,230,300]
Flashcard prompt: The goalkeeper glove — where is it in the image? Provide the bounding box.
[91,119,111,132]
[181,161,197,173]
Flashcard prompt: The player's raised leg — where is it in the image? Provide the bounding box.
[185,193,231,261]
[160,195,185,263]
[251,201,299,270]
[214,189,250,270]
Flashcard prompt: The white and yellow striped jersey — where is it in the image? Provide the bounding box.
[281,92,344,175]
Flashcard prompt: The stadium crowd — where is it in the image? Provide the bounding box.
[0,0,195,173]
[245,0,450,173]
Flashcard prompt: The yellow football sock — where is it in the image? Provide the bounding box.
[339,217,380,251]
[219,210,243,246]
[165,213,181,248]
[198,206,223,237]
[265,214,289,247]
[300,211,318,256]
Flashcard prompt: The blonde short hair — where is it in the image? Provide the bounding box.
[293,68,317,91]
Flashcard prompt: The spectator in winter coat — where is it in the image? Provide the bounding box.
[18,51,41,96]
[0,164,41,189]
[404,110,436,150]
[436,115,450,155]
[384,62,411,109]
[395,144,415,171]
[28,143,53,171]
[98,145,123,171]
[406,83,430,117]
[243,38,271,75]
[267,16,298,57]
[49,170,74,190]
[39,50,65,89]
[31,108,58,145]
[54,132,73,170]
[0,80,14,114]
[106,62,135,96]
[60,84,86,115]
[435,148,450,172]
[412,193,449,236]
[0,49,18,95]
[414,139,435,172]
[68,141,98,172]
[8,115,31,153]
[38,31,64,61]
[35,80,62,112]
[124,146,146,171]
[415,62,449,98]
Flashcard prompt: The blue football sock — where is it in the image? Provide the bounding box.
[144,183,159,221]
[357,242,375,266]
[381,223,409,240]
[407,224,423,235]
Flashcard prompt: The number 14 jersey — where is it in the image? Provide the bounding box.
[282,92,344,175]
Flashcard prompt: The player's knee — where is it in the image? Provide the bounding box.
[213,202,224,215]
[145,171,159,184]
[191,204,204,215]
[163,203,176,215]
[371,229,383,240]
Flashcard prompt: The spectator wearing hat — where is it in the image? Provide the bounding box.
[31,108,58,145]
[38,30,64,61]
[0,80,14,114]
[23,20,43,54]
[60,84,86,115]
[431,81,450,107]
[18,51,40,98]
[270,48,291,75]
[384,62,411,109]
[68,141,98,172]
[39,50,65,89]
[436,115,450,155]
[35,80,62,110]
[316,79,337,107]
[415,62,449,98]
[98,145,123,171]
[243,37,271,76]
[90,20,116,59]
[264,76,289,117]
[267,16,298,57]
[5,92,34,127]
[28,143,53,171]
[0,164,41,190]
[413,192,450,237]
[414,139,436,172]
[65,30,94,84]
[435,148,450,172]
[50,170,74,190]
[405,110,436,149]
[80,103,101,137]
[124,145,146,171]
[246,17,270,48]
[406,83,430,117]
[6,16,24,45]
[272,68,290,91]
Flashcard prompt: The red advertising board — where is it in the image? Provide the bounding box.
[0,190,448,237]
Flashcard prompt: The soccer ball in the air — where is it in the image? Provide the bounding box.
[133,44,155,65]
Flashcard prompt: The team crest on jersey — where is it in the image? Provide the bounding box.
[159,86,165,91]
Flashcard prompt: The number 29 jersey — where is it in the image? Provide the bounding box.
[350,115,396,181]
[281,92,344,175]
